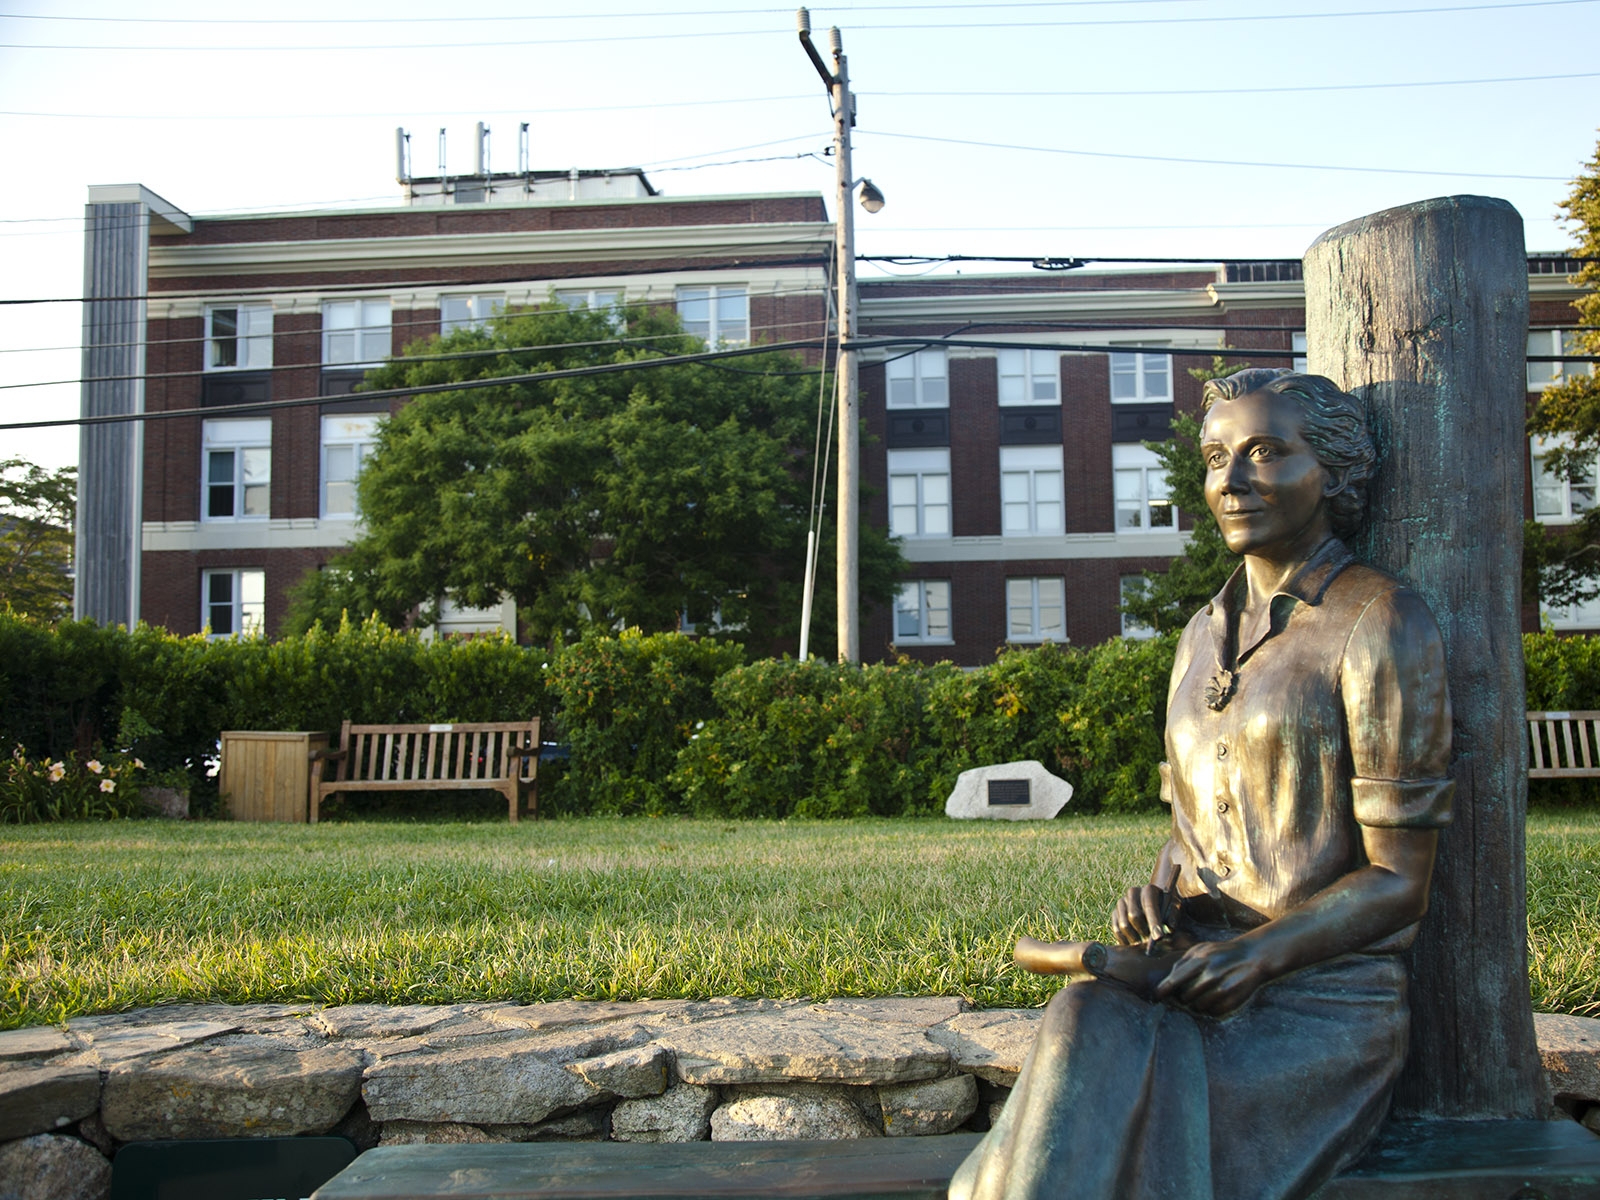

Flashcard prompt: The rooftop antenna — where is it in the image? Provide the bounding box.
[437,128,447,178]
[518,123,530,175]
[395,128,412,184]
[475,122,491,177]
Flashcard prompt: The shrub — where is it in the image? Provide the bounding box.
[673,656,956,818]
[922,638,1177,815]
[545,629,744,815]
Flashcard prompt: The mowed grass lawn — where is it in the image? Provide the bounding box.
[2,812,1596,1030]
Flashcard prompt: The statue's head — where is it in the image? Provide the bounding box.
[1200,368,1376,539]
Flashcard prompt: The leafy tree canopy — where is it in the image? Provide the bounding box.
[1526,134,1600,611]
[0,458,75,621]
[285,301,904,649]
[1119,357,1247,634]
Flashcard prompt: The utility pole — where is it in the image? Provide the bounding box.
[797,9,882,663]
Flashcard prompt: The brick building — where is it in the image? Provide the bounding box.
[77,173,832,641]
[75,178,1593,660]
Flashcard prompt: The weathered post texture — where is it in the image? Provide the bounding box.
[1304,195,1542,1118]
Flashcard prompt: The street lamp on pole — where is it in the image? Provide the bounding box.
[796,8,883,664]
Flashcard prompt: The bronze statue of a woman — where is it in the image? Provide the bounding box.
[950,368,1454,1200]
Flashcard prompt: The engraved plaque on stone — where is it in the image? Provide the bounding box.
[988,779,1031,806]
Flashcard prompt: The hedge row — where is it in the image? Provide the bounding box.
[1,612,1595,819]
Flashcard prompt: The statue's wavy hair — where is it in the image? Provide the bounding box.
[1199,367,1377,539]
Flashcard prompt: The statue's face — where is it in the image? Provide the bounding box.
[1201,390,1335,559]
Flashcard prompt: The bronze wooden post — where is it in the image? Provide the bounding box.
[1303,196,1543,1118]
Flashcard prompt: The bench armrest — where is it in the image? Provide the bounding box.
[310,748,348,763]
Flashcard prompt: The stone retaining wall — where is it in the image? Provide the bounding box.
[2,999,1597,1199]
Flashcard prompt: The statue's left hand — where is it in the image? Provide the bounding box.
[1153,938,1270,1017]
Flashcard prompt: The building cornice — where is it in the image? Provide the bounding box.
[148,222,834,280]
[144,263,829,320]
[859,288,1229,324]
[900,531,1189,562]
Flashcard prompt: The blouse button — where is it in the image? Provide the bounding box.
[1216,863,1232,878]
[1217,801,1230,814]
[1216,743,1228,759]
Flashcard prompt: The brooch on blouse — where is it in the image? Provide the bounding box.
[1203,669,1237,712]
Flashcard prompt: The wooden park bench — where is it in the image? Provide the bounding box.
[310,719,540,824]
[1526,710,1600,779]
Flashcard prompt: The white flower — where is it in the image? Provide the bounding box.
[85,760,104,775]
[99,779,116,793]
[46,762,65,783]
[132,758,145,769]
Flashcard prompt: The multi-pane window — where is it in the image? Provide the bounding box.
[1113,443,1175,532]
[998,348,1059,405]
[1006,577,1065,643]
[206,304,272,370]
[1543,593,1600,631]
[1292,331,1308,374]
[322,299,391,365]
[1110,350,1170,402]
[556,288,623,312]
[1528,330,1593,390]
[1531,437,1597,524]
[1120,575,1156,640]
[894,580,951,643]
[676,286,748,346]
[886,349,948,408]
[321,414,382,518]
[203,568,265,638]
[1000,445,1064,536]
[439,293,504,334]
[202,418,270,521]
[887,448,951,538]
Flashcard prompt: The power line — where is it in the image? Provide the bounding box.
[7,70,1594,123]
[3,0,1589,51]
[862,129,1572,182]
[0,336,1451,434]
[0,1,1208,25]
[873,70,1600,99]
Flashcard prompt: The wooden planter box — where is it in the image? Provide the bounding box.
[220,731,329,823]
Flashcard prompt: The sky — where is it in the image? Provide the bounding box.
[1,0,1596,471]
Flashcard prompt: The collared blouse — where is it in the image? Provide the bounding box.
[1161,536,1454,949]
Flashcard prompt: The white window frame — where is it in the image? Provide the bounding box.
[1112,443,1177,533]
[205,304,272,371]
[1528,329,1594,391]
[439,293,504,334]
[894,580,952,643]
[202,418,271,522]
[1109,349,1171,403]
[321,414,383,519]
[885,348,949,409]
[1000,445,1064,536]
[1530,435,1597,525]
[675,286,748,346]
[202,568,265,639]
[998,348,1059,405]
[1006,576,1066,643]
[887,448,951,538]
[322,298,392,366]
[1120,575,1156,640]
[1292,331,1308,374]
[1543,592,1600,632]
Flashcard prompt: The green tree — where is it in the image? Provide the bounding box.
[0,459,75,621]
[285,301,904,648]
[1120,357,1249,633]
[1526,135,1600,611]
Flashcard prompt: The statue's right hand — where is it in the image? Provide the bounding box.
[1112,884,1170,947]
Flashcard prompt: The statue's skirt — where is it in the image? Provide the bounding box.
[949,951,1407,1200]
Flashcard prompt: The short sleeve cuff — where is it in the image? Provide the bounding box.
[1158,761,1173,806]
[1352,777,1455,828]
